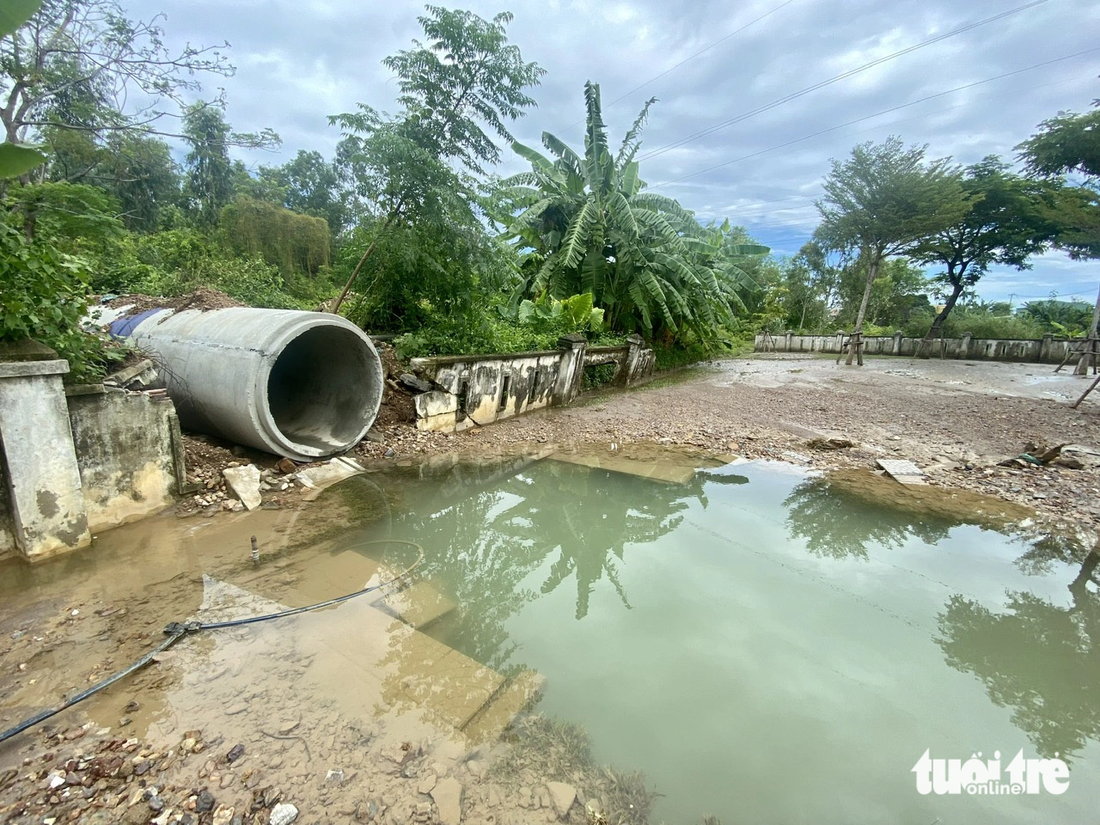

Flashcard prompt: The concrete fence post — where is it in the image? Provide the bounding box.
[615,334,648,387]
[893,331,903,355]
[554,333,588,405]
[785,330,794,352]
[1039,333,1053,363]
[960,332,973,359]
[0,340,91,560]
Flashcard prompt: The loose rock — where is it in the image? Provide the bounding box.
[430,777,463,825]
[268,802,299,825]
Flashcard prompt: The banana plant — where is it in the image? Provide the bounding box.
[499,81,768,342]
[0,0,46,178]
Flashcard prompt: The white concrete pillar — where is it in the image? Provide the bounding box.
[0,342,91,560]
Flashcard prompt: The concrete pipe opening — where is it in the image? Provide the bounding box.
[265,325,381,455]
[119,306,384,461]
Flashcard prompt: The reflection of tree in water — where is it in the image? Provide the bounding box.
[936,542,1100,761]
[783,473,954,560]
[388,461,721,672]
[502,463,713,620]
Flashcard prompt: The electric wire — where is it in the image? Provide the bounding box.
[648,46,1100,190]
[0,539,424,745]
[637,0,1049,163]
[560,0,798,132]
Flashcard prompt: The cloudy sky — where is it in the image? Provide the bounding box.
[130,0,1099,304]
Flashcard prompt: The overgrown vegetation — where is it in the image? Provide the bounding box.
[1,0,1096,384]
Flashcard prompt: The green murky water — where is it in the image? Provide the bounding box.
[348,450,1100,824]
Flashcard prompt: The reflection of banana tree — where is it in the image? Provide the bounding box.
[783,472,954,560]
[935,545,1100,761]
[493,462,708,619]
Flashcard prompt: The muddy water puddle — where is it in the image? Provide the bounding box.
[2,445,1100,824]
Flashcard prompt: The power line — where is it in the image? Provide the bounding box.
[559,0,798,133]
[637,0,1048,163]
[690,72,1087,228]
[648,45,1100,190]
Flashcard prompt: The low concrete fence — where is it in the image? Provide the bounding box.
[754,331,1077,364]
[408,333,655,433]
[0,341,184,563]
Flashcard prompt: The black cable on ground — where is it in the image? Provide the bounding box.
[0,539,423,746]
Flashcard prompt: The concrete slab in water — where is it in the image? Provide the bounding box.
[547,444,729,484]
[462,669,546,744]
[381,626,506,730]
[380,579,457,629]
[876,458,926,485]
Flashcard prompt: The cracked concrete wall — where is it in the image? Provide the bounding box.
[67,387,182,534]
[411,349,570,433]
[409,335,656,433]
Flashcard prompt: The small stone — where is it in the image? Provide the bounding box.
[268,802,298,825]
[148,794,164,812]
[196,790,215,813]
[262,787,282,808]
[417,773,437,795]
[226,744,245,763]
[275,458,297,475]
[546,782,576,819]
[384,448,395,458]
[431,777,462,825]
[212,807,235,825]
[324,769,344,785]
[225,703,248,716]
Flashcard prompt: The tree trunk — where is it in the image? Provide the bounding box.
[917,280,964,359]
[1074,281,1100,376]
[845,255,878,366]
[330,206,401,316]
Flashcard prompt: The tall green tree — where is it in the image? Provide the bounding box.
[814,137,968,364]
[183,102,232,227]
[99,133,180,231]
[908,157,1061,355]
[274,150,349,236]
[502,82,765,340]
[0,0,45,177]
[1,0,232,147]
[329,6,545,315]
[1018,97,1100,359]
[182,102,278,227]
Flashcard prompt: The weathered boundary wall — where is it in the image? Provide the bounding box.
[1,347,184,563]
[408,334,655,433]
[67,386,186,535]
[754,331,1077,364]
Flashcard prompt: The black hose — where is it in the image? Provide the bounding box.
[0,539,423,746]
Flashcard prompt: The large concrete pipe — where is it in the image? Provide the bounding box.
[113,308,383,461]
